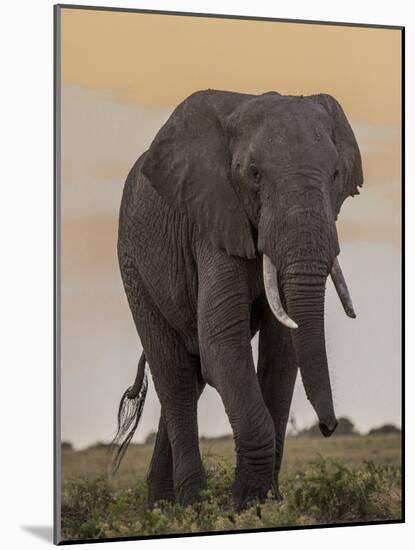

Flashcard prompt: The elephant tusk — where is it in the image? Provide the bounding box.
[263,254,298,329]
[330,257,356,318]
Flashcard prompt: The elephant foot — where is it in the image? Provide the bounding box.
[147,489,176,508]
[270,479,284,502]
[232,465,273,511]
[147,478,176,508]
[175,470,207,507]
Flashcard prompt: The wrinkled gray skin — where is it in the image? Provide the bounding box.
[117,90,363,510]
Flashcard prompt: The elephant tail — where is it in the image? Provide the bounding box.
[109,351,148,475]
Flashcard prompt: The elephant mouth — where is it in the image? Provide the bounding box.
[262,254,356,328]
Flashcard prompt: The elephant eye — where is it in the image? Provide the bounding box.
[249,164,260,182]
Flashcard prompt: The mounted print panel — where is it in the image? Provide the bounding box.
[54,4,404,544]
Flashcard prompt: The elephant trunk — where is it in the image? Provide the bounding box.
[282,268,337,436]
[259,176,356,435]
[263,256,337,436]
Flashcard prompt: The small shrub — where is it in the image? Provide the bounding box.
[61,478,114,539]
[369,424,401,436]
[289,458,401,522]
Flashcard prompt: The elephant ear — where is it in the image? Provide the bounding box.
[141,90,256,258]
[311,94,363,219]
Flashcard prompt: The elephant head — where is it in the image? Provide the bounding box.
[142,90,363,437]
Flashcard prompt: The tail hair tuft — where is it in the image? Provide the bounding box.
[108,367,148,476]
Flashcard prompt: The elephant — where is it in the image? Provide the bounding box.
[111,89,363,511]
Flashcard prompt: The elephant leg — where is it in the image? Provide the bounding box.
[197,253,275,510]
[124,272,206,506]
[147,372,206,507]
[146,413,174,506]
[257,300,298,500]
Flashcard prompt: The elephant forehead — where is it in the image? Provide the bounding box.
[239,100,330,144]
[268,103,327,133]
[251,117,332,159]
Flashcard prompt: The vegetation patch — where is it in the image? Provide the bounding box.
[61,455,401,541]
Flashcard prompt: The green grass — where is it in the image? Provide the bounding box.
[60,434,402,541]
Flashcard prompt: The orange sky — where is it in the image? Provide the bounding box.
[61,8,401,124]
[59,8,402,447]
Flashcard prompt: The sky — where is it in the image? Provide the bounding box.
[59,7,402,449]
